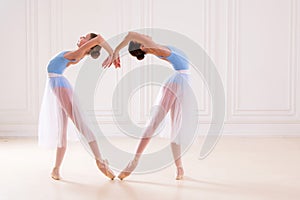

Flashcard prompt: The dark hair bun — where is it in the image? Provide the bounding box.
[128,41,146,60]
[137,54,145,60]
[90,45,102,59]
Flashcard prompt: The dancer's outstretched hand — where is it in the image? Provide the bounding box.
[113,56,121,68]
[102,55,113,68]
[112,52,121,68]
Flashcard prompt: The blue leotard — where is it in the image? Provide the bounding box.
[158,46,189,70]
[47,51,74,88]
[47,51,73,74]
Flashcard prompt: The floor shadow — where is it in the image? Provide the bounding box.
[184,176,228,186]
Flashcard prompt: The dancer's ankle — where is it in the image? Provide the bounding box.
[53,166,60,170]
[95,156,103,162]
[51,167,61,180]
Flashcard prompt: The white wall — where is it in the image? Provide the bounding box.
[0,0,299,136]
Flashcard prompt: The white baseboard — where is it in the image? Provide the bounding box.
[1,123,300,137]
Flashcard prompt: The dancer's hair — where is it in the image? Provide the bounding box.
[128,41,146,60]
[89,33,102,59]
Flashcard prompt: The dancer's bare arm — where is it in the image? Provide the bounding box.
[114,32,156,54]
[112,32,157,67]
[65,35,104,60]
[64,34,114,67]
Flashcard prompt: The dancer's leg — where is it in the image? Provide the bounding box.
[88,141,101,160]
[135,85,177,156]
[53,87,115,179]
[118,84,177,180]
[171,142,184,180]
[54,88,100,157]
[87,139,115,179]
[170,100,184,179]
[51,108,68,180]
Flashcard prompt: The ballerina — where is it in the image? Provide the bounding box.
[112,32,192,180]
[38,32,119,180]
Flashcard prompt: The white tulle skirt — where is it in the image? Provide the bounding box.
[146,70,195,146]
[38,73,96,149]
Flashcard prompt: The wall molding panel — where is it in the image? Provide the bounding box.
[226,0,300,123]
[0,0,39,136]
[0,0,299,136]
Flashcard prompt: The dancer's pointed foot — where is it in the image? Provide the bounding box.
[176,166,184,180]
[118,159,139,180]
[51,167,61,180]
[96,159,115,180]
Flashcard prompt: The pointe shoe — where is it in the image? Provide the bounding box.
[117,170,130,181]
[96,159,115,180]
[176,166,184,180]
[51,167,61,180]
[118,159,139,180]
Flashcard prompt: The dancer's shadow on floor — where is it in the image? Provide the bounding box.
[58,178,116,192]
[184,176,227,186]
[123,176,228,191]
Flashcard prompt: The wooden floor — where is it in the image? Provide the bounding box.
[0,136,300,200]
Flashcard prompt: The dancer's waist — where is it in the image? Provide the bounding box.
[48,73,63,78]
[176,69,190,74]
